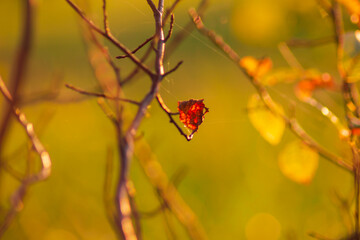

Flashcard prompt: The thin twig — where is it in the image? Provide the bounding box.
[156,94,192,141]
[102,0,110,35]
[121,0,208,86]
[0,0,34,156]
[164,61,183,77]
[65,83,140,105]
[87,29,122,85]
[0,75,52,237]
[286,36,334,48]
[308,231,334,240]
[65,0,154,78]
[116,36,153,59]
[165,14,175,42]
[135,139,208,240]
[189,8,353,172]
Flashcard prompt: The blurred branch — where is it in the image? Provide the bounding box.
[135,139,208,240]
[332,1,360,119]
[139,165,188,219]
[189,8,353,172]
[308,232,334,240]
[0,75,52,237]
[286,36,334,48]
[331,1,360,235]
[0,0,34,157]
[121,0,208,86]
[166,0,208,56]
[278,42,304,71]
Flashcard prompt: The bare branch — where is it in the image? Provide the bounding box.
[116,36,153,59]
[0,0,34,155]
[135,139,208,240]
[0,75,52,237]
[156,94,193,141]
[164,60,183,77]
[189,8,353,172]
[102,0,110,35]
[146,0,158,14]
[332,1,360,119]
[308,231,335,240]
[286,36,334,48]
[65,83,141,105]
[165,13,175,42]
[65,0,154,78]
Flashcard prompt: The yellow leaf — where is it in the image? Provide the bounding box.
[240,56,258,77]
[239,56,272,79]
[278,141,319,184]
[247,94,285,145]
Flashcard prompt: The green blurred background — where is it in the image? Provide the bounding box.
[0,0,356,239]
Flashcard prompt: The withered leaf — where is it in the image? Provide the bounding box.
[178,99,209,131]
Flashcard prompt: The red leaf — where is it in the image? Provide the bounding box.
[178,99,209,131]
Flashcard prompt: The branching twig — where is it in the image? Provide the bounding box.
[156,94,193,141]
[308,231,334,240]
[135,139,208,240]
[116,36,154,59]
[0,76,52,237]
[65,0,154,78]
[189,8,353,172]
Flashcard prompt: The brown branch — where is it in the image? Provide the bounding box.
[121,46,153,85]
[165,14,175,42]
[65,0,154,78]
[286,36,334,48]
[0,0,34,157]
[0,77,51,182]
[308,231,334,240]
[113,0,167,239]
[164,60,183,77]
[189,8,353,172]
[332,1,360,119]
[156,94,193,141]
[88,29,122,85]
[0,75,52,237]
[116,36,154,59]
[65,84,141,105]
[164,0,181,21]
[121,0,207,87]
[102,0,110,35]
[135,139,208,240]
[166,0,208,57]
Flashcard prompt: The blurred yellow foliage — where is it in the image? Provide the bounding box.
[247,94,285,145]
[278,141,319,184]
[245,213,281,240]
